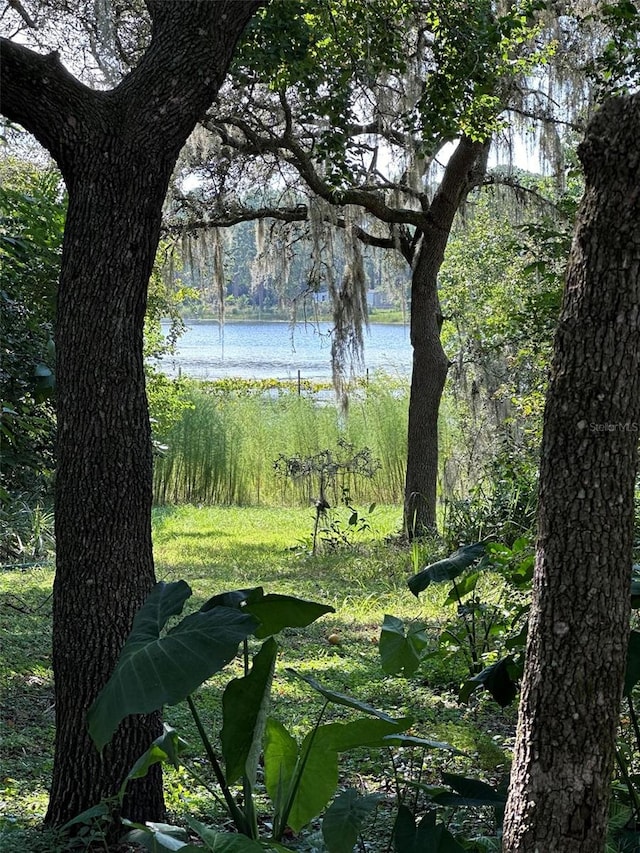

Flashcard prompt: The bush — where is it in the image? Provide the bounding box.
[0,161,62,530]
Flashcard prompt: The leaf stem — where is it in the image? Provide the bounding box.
[186,694,251,836]
[275,699,329,839]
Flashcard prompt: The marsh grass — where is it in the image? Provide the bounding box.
[153,376,409,507]
[0,505,514,852]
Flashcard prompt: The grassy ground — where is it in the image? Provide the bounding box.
[0,504,514,852]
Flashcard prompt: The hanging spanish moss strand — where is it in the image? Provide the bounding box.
[331,205,368,412]
[210,226,226,327]
[182,231,199,293]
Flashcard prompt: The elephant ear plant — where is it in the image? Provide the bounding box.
[82,581,416,852]
[381,540,533,708]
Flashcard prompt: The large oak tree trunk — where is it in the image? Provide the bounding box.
[1,0,262,828]
[47,153,172,825]
[503,92,640,852]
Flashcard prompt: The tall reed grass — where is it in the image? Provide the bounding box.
[152,375,409,507]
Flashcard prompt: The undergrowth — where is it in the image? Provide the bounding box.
[0,505,516,853]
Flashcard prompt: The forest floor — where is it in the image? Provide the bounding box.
[0,504,516,852]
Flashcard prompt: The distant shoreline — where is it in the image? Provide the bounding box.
[163,313,409,326]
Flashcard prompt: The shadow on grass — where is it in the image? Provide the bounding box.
[0,510,513,846]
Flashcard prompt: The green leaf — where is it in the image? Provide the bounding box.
[123,824,198,852]
[245,594,335,639]
[408,543,485,597]
[60,802,110,832]
[444,571,479,605]
[264,717,300,822]
[433,773,507,807]
[286,717,410,832]
[393,804,419,853]
[624,630,640,696]
[123,725,187,790]
[379,615,430,677]
[187,818,265,853]
[87,582,258,750]
[200,587,264,612]
[380,734,464,755]
[286,739,339,833]
[507,556,534,588]
[459,656,519,707]
[287,669,402,722]
[322,788,383,853]
[505,623,528,651]
[221,638,278,784]
[393,805,466,853]
[315,717,412,752]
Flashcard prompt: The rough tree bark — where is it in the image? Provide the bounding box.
[503,92,640,852]
[404,137,487,535]
[0,0,262,827]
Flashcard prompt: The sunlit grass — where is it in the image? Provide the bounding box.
[0,504,514,851]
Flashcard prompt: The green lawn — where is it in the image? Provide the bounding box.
[0,504,514,851]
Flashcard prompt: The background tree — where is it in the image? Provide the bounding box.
[0,0,262,827]
[436,179,578,512]
[0,159,63,517]
[503,91,640,852]
[170,0,578,536]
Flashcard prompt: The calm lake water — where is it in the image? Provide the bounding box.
[158,319,413,381]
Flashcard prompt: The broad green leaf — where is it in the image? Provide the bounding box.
[322,788,383,853]
[380,734,464,755]
[379,615,430,676]
[187,818,264,853]
[314,717,412,752]
[200,587,264,612]
[60,802,110,831]
[418,821,466,853]
[245,594,335,638]
[505,623,528,651]
[264,717,299,821]
[459,656,519,708]
[288,669,401,722]
[286,735,339,832]
[433,773,506,807]
[123,824,197,852]
[408,543,485,597]
[624,630,640,696]
[87,583,258,750]
[507,555,534,588]
[393,804,420,853]
[133,581,193,640]
[393,805,466,853]
[444,571,479,605]
[123,725,187,789]
[221,638,278,784]
[286,717,409,832]
[511,537,529,553]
